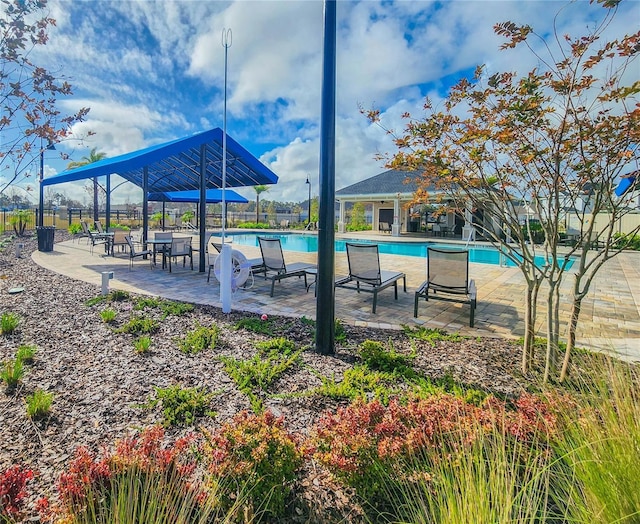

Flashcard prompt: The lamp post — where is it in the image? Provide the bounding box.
[38,141,56,227]
[305,175,311,225]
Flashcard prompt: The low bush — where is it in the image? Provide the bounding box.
[178,323,219,354]
[134,335,152,354]
[145,385,216,426]
[204,410,303,519]
[100,308,117,323]
[0,465,34,520]
[53,426,208,523]
[116,316,159,335]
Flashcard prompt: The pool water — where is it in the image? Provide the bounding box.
[226,232,572,269]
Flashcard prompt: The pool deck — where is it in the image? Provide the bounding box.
[31,230,640,361]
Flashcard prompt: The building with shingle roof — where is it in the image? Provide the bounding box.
[336,169,457,236]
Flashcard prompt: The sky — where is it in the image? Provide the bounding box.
[7,0,638,206]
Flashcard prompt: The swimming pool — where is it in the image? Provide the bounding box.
[225,232,572,269]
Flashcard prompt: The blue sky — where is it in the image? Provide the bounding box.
[11,0,637,205]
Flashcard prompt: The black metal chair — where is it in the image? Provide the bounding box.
[125,236,154,270]
[414,247,477,327]
[256,237,315,297]
[335,243,406,313]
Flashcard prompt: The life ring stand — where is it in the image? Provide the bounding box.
[213,249,252,291]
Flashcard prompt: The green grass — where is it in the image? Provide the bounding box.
[15,344,36,363]
[0,312,20,335]
[144,385,216,426]
[134,335,152,354]
[402,325,464,344]
[26,389,54,419]
[116,316,159,335]
[0,358,23,389]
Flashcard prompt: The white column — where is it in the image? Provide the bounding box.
[392,196,401,236]
[461,201,475,241]
[338,200,346,233]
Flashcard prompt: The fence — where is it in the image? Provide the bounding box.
[0,208,308,233]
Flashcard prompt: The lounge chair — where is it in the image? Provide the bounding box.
[125,236,154,270]
[207,238,263,283]
[335,243,406,313]
[167,236,193,272]
[256,237,315,297]
[414,247,477,327]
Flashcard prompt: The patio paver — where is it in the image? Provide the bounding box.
[31,232,640,362]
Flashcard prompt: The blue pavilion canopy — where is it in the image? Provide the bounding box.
[42,128,278,191]
[615,173,637,198]
[148,189,248,204]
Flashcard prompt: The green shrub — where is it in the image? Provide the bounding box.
[109,290,130,302]
[145,385,216,426]
[1,358,24,389]
[68,223,82,235]
[613,232,640,251]
[85,295,107,307]
[314,366,399,403]
[236,222,271,229]
[0,312,20,335]
[178,323,219,354]
[234,316,275,335]
[402,324,463,344]
[204,410,303,519]
[358,339,415,374]
[116,316,159,335]
[221,342,302,413]
[100,308,117,323]
[26,389,53,419]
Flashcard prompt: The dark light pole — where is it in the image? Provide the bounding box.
[306,175,311,225]
[38,141,56,227]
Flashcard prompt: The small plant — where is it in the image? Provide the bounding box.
[133,296,161,310]
[178,323,219,354]
[1,358,23,390]
[145,385,216,426]
[109,289,130,302]
[314,366,399,403]
[0,465,34,519]
[334,318,347,342]
[8,209,31,237]
[160,300,194,318]
[402,324,463,344]
[67,223,82,235]
[85,295,107,307]
[358,339,415,374]
[0,312,20,335]
[116,315,158,335]
[255,336,296,355]
[234,316,275,335]
[26,389,53,419]
[15,345,36,364]
[221,344,302,413]
[100,308,117,323]
[204,410,303,519]
[133,335,152,354]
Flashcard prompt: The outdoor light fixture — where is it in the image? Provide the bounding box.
[306,175,311,225]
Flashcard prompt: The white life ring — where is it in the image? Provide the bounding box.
[213,249,251,291]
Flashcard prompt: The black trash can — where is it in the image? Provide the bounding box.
[408,221,419,233]
[36,226,55,252]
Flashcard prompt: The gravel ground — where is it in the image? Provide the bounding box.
[0,232,531,521]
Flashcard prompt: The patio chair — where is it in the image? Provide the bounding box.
[256,237,316,297]
[379,222,391,233]
[94,221,105,234]
[207,238,263,283]
[335,243,406,313]
[110,228,128,255]
[82,221,109,255]
[125,236,154,270]
[414,247,477,327]
[167,236,193,272]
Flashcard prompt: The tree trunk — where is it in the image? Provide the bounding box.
[543,278,561,383]
[522,280,539,374]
